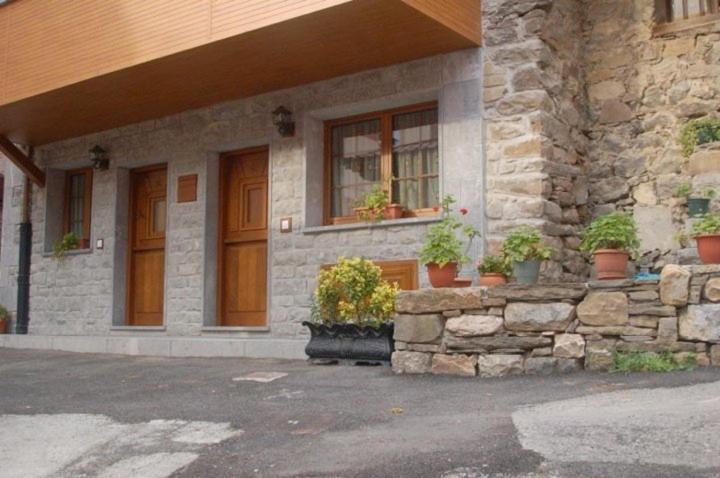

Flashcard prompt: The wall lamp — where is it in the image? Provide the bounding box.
[272,106,295,137]
[89,145,109,170]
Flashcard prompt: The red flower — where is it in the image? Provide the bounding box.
[460,208,468,215]
[432,206,440,212]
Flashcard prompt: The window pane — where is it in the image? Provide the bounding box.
[69,174,85,238]
[152,199,166,234]
[392,108,439,210]
[330,119,381,217]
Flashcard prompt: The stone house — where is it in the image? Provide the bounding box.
[0,0,717,358]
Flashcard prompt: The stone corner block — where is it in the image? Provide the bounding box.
[577,291,628,326]
[391,351,432,374]
[393,314,444,344]
[505,302,575,332]
[553,333,585,358]
[659,264,691,306]
[396,288,484,314]
[431,353,477,376]
[679,304,720,342]
[476,354,524,378]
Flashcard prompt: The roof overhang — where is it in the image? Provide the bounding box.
[0,0,480,147]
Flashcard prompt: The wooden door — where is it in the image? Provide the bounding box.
[127,165,167,326]
[219,148,268,326]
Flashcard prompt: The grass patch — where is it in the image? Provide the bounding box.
[611,351,697,373]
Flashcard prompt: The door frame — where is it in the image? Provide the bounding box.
[216,145,271,327]
[125,163,169,326]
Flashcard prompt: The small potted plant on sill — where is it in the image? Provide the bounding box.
[419,195,480,288]
[353,185,404,223]
[580,212,640,280]
[691,213,720,264]
[477,253,511,287]
[501,226,552,284]
[680,117,720,158]
[303,257,398,363]
[0,304,9,334]
[675,183,717,217]
[52,232,80,260]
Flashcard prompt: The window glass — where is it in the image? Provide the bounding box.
[330,119,382,217]
[68,173,86,238]
[152,199,166,234]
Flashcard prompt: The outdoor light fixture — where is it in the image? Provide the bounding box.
[89,145,109,170]
[272,106,295,137]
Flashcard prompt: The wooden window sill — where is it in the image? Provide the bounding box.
[653,15,720,36]
[304,215,442,235]
[41,247,92,258]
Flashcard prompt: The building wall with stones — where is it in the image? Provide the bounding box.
[16,49,485,339]
[392,264,720,377]
[583,1,720,268]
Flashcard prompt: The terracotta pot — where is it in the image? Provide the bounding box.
[383,204,404,220]
[453,277,473,288]
[593,249,629,280]
[426,262,458,288]
[478,273,507,287]
[696,234,720,264]
[0,318,7,334]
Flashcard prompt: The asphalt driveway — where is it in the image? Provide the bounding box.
[1,348,719,478]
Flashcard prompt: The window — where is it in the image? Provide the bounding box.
[324,103,439,224]
[63,168,92,248]
[655,0,719,32]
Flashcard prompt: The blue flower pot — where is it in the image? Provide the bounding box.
[688,197,710,217]
[512,260,541,284]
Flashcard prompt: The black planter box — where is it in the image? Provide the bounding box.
[302,322,394,363]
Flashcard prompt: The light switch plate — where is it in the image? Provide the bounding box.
[96,239,104,250]
[280,217,292,233]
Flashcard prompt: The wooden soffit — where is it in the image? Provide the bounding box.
[0,0,480,146]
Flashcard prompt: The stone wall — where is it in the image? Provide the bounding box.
[392,264,720,377]
[583,1,720,268]
[482,0,589,280]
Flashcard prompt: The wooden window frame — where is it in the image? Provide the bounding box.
[654,0,720,35]
[323,101,439,225]
[63,167,93,249]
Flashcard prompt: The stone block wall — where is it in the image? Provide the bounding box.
[392,264,720,377]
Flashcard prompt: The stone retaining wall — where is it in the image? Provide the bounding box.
[392,264,720,377]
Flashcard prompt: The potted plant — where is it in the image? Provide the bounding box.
[419,195,480,288]
[477,253,511,286]
[52,232,80,260]
[691,213,720,264]
[680,117,720,158]
[501,226,552,284]
[580,212,640,280]
[354,185,404,222]
[675,183,716,217]
[303,257,398,363]
[0,305,9,334]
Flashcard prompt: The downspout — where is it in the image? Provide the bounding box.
[15,158,32,334]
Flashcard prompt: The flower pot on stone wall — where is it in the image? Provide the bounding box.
[302,322,394,363]
[593,249,629,280]
[0,317,7,334]
[478,273,507,287]
[383,204,404,220]
[696,234,720,264]
[512,260,541,284]
[426,262,458,288]
[687,197,710,217]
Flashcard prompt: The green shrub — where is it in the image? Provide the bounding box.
[691,213,720,237]
[501,226,552,262]
[674,182,716,199]
[679,118,720,157]
[313,257,398,328]
[611,351,696,373]
[52,232,79,260]
[419,195,480,267]
[477,254,512,276]
[0,304,9,321]
[579,212,640,255]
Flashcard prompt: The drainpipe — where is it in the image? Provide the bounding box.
[15,171,32,334]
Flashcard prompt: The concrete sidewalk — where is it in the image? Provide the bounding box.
[1,348,719,478]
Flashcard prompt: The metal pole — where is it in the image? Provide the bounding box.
[15,175,32,334]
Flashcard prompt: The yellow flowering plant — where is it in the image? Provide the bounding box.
[313,257,398,328]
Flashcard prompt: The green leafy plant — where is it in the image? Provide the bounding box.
[679,118,720,158]
[611,351,696,373]
[477,254,512,276]
[691,213,720,237]
[501,226,553,263]
[675,182,716,199]
[52,232,79,260]
[313,257,398,328]
[0,304,9,321]
[419,195,480,267]
[579,212,640,255]
[356,185,390,223]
